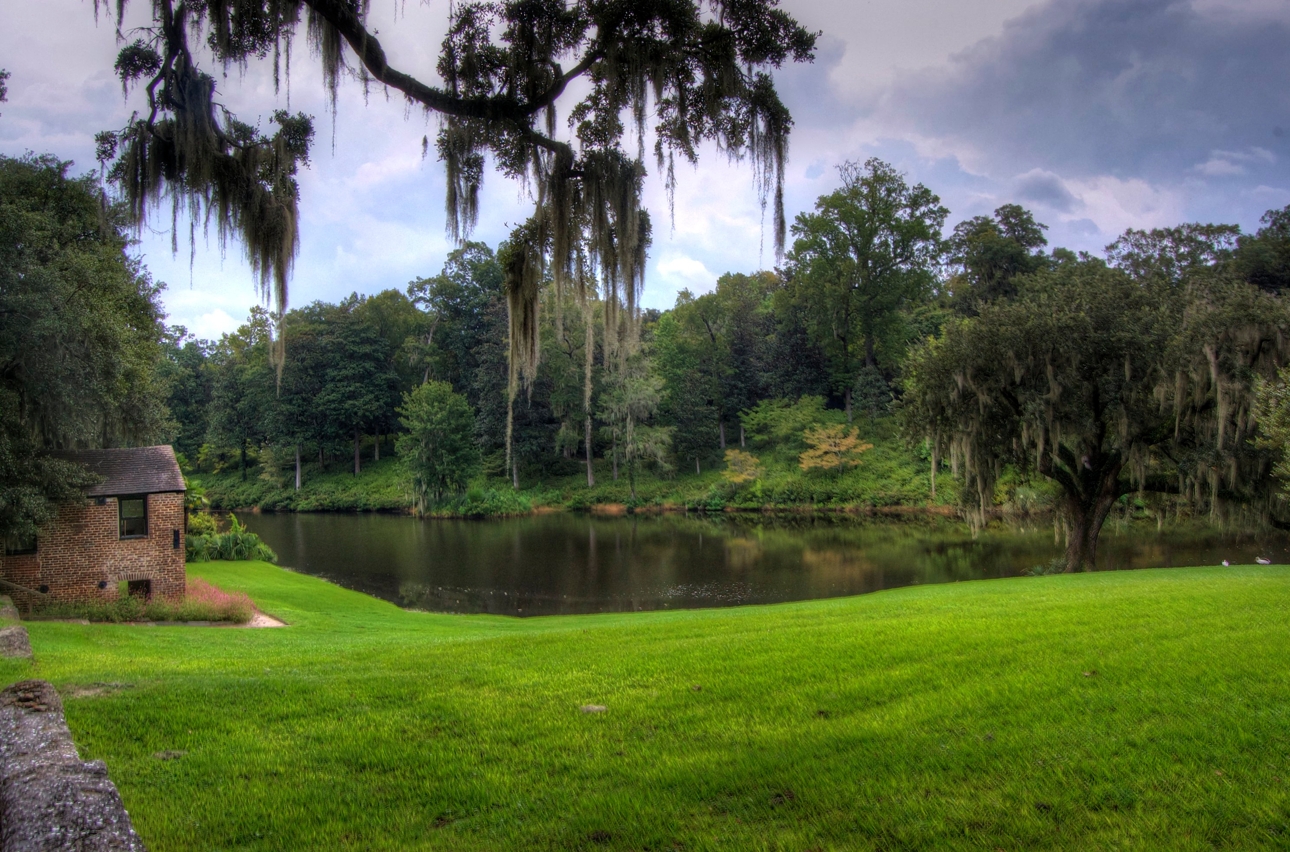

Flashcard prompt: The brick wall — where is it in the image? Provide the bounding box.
[0,493,186,608]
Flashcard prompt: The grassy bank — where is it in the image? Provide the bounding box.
[4,562,1289,849]
[195,420,983,516]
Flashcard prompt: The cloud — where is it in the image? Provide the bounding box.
[875,0,1290,182]
[1192,147,1277,177]
[1013,169,1080,212]
[654,255,717,299]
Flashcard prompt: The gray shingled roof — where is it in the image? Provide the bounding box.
[48,446,186,497]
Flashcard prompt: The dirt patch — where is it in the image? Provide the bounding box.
[63,683,132,700]
[246,609,286,628]
[589,503,629,516]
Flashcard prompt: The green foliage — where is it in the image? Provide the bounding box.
[1235,204,1290,295]
[741,396,837,452]
[197,456,410,513]
[185,514,277,563]
[948,204,1049,311]
[436,487,533,519]
[185,511,218,537]
[786,158,948,411]
[721,449,764,485]
[11,561,1290,849]
[1254,368,1290,485]
[397,381,481,512]
[0,153,170,545]
[904,257,1290,569]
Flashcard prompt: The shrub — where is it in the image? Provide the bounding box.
[799,425,873,474]
[722,449,764,485]
[31,578,253,623]
[186,513,277,562]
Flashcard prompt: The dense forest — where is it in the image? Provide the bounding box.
[168,160,1290,541]
[6,150,1290,571]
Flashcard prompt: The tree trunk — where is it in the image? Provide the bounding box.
[585,414,595,487]
[740,424,745,448]
[374,433,380,462]
[1043,449,1127,571]
[240,441,247,482]
[612,437,619,481]
[584,308,596,488]
[319,446,324,471]
[295,444,301,491]
[719,421,726,451]
[353,427,361,476]
[844,388,853,424]
[1063,494,1117,572]
[864,332,876,368]
[929,442,937,502]
[696,457,700,474]
[512,458,519,490]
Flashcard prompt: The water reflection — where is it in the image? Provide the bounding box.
[235,512,1290,616]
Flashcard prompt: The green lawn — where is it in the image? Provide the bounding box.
[3,563,1289,850]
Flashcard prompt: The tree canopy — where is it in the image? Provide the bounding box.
[903,256,1290,571]
[0,154,171,545]
[785,158,947,420]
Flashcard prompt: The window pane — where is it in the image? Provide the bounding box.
[4,531,36,555]
[119,497,148,537]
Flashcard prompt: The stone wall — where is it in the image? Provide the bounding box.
[0,680,146,851]
[0,494,185,608]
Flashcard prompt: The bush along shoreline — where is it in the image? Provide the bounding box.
[185,513,278,563]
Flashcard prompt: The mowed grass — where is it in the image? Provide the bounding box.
[2,563,1289,850]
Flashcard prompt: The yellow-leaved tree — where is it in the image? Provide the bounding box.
[722,449,764,485]
[798,425,873,474]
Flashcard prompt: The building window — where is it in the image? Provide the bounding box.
[3,531,36,556]
[119,496,148,538]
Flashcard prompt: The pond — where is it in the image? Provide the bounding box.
[235,511,1290,617]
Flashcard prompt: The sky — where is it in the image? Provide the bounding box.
[1,0,1287,340]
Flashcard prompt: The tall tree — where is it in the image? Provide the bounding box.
[310,305,398,476]
[903,256,1290,571]
[786,158,947,420]
[92,0,817,392]
[654,311,720,472]
[948,204,1048,312]
[0,154,170,545]
[206,309,274,481]
[159,327,213,461]
[397,381,480,512]
[1106,223,1240,286]
[597,350,669,500]
[1235,205,1290,295]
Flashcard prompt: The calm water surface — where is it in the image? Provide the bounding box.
[236,512,1290,616]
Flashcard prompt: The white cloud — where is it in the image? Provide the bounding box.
[1193,147,1278,177]
[654,255,717,299]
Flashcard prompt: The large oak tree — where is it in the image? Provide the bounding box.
[903,255,1290,572]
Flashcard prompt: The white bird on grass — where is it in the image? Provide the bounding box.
[1256,557,1272,565]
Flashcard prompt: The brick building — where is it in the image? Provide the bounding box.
[0,446,186,608]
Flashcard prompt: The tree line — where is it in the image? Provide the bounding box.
[6,150,1290,573]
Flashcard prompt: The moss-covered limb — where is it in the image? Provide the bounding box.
[95,1,816,402]
[12,562,1290,850]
